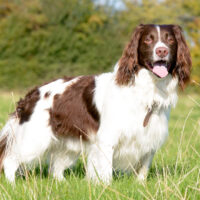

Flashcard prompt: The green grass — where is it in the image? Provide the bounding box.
[0,91,200,200]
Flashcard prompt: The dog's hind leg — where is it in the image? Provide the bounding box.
[0,115,54,183]
[50,151,79,181]
[3,156,19,183]
[0,117,20,183]
[49,138,82,181]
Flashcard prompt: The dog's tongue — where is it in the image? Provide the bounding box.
[152,64,168,78]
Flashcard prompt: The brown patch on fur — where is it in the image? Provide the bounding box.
[49,76,99,140]
[116,25,144,85]
[172,25,192,90]
[13,77,74,124]
[16,87,40,124]
[44,92,51,98]
[0,136,7,171]
[63,76,75,82]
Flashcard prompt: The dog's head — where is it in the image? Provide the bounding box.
[116,24,192,89]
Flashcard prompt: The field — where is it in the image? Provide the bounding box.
[0,91,199,200]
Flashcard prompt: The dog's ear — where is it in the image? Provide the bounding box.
[116,24,144,85]
[172,25,192,90]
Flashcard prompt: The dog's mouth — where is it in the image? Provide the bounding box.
[147,61,170,78]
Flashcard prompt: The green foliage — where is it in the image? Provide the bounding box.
[0,0,199,89]
[0,0,124,89]
[181,0,200,81]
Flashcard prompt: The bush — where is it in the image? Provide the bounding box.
[0,0,124,89]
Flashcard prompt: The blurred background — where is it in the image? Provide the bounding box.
[0,0,199,90]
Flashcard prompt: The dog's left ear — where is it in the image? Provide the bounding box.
[116,24,144,85]
[172,25,192,90]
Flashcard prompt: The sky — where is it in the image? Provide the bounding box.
[95,0,125,9]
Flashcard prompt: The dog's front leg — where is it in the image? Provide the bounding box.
[87,138,114,184]
[137,151,155,182]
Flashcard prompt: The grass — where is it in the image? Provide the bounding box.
[0,90,200,200]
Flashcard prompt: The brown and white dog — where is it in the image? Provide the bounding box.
[0,24,191,183]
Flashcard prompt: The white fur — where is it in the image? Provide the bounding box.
[0,66,178,183]
[153,26,169,61]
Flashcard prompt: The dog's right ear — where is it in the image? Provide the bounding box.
[116,24,144,86]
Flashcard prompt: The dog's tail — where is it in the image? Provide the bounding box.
[0,116,17,171]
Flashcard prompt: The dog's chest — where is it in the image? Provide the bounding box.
[109,91,170,171]
[112,108,169,171]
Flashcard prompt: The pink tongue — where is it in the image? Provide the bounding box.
[152,65,168,78]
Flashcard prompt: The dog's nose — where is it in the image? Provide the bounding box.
[156,47,168,58]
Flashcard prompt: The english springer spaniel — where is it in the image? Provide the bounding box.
[0,24,191,183]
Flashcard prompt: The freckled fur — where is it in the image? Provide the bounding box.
[44,92,51,98]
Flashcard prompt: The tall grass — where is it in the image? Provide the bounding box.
[0,91,199,200]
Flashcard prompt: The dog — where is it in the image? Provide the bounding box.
[0,24,191,183]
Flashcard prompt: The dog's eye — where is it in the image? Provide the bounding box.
[144,38,152,44]
[168,37,174,44]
